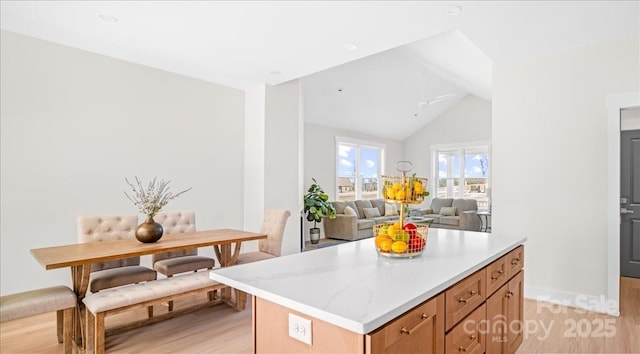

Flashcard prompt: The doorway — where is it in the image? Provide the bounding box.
[620,109,640,279]
[607,92,640,317]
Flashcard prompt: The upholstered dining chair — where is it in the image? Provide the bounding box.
[152,211,216,311]
[236,209,291,265]
[77,214,157,315]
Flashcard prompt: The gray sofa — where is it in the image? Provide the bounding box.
[324,199,399,241]
[413,198,481,231]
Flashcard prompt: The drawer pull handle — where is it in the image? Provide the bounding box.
[458,290,477,303]
[458,335,477,352]
[491,270,505,280]
[400,313,433,335]
[511,258,521,265]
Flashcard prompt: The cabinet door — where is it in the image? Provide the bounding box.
[507,246,524,278]
[366,294,444,354]
[445,269,486,331]
[486,283,508,354]
[507,270,524,354]
[486,254,509,296]
[445,303,486,354]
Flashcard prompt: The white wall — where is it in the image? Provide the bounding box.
[403,95,492,204]
[303,122,403,240]
[265,81,303,255]
[493,35,640,311]
[0,31,246,295]
[243,85,266,253]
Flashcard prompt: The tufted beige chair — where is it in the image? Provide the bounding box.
[152,211,216,311]
[236,209,291,264]
[77,215,157,293]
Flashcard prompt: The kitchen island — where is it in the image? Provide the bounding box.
[210,229,526,353]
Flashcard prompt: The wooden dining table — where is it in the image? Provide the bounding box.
[30,228,266,347]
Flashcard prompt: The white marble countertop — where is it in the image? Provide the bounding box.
[210,229,526,334]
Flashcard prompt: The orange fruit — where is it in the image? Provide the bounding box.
[375,234,392,248]
[391,241,408,253]
[379,239,393,252]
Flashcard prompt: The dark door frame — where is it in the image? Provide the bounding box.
[607,91,640,317]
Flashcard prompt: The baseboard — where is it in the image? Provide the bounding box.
[524,286,620,317]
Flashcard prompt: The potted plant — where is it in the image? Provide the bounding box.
[303,178,336,244]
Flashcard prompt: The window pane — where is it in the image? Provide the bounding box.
[360,147,379,200]
[464,178,489,209]
[337,143,356,201]
[464,152,489,178]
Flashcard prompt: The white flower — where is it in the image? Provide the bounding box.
[124,177,191,218]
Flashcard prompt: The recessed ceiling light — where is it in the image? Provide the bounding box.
[447,5,462,16]
[269,70,281,75]
[344,43,358,51]
[98,14,118,23]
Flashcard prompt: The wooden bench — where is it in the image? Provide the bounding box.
[82,271,226,354]
[1,286,77,354]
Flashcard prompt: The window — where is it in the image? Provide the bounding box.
[434,143,491,210]
[336,137,385,201]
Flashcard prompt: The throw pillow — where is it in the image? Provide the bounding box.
[344,206,357,216]
[363,207,381,218]
[440,206,457,216]
[384,203,398,216]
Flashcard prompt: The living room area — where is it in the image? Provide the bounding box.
[1,2,639,353]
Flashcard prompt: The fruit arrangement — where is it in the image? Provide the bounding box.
[374,221,428,257]
[382,174,428,203]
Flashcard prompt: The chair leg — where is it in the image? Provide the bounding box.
[95,312,106,354]
[86,310,95,354]
[63,308,73,354]
[56,309,64,343]
[167,274,174,312]
[207,267,216,301]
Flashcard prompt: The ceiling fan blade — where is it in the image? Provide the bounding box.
[426,93,457,105]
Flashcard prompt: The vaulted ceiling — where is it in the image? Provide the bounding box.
[2,1,638,140]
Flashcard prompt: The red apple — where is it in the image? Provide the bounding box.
[409,235,425,251]
[403,223,417,237]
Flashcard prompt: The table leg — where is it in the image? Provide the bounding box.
[71,264,91,348]
[213,242,247,310]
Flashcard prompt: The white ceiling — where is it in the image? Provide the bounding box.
[1,1,639,140]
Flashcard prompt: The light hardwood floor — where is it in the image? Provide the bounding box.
[1,278,639,353]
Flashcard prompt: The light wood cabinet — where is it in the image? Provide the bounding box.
[445,303,486,354]
[507,246,524,278]
[445,269,486,331]
[366,294,444,354]
[486,253,509,296]
[486,270,524,353]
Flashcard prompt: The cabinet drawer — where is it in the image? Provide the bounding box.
[445,269,485,331]
[445,303,486,354]
[507,246,524,278]
[486,254,509,296]
[367,294,444,354]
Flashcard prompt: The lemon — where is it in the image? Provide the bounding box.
[375,234,392,248]
[386,189,396,199]
[387,225,397,238]
[380,239,393,252]
[391,241,408,253]
[377,225,389,236]
[395,189,405,200]
[393,182,402,191]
